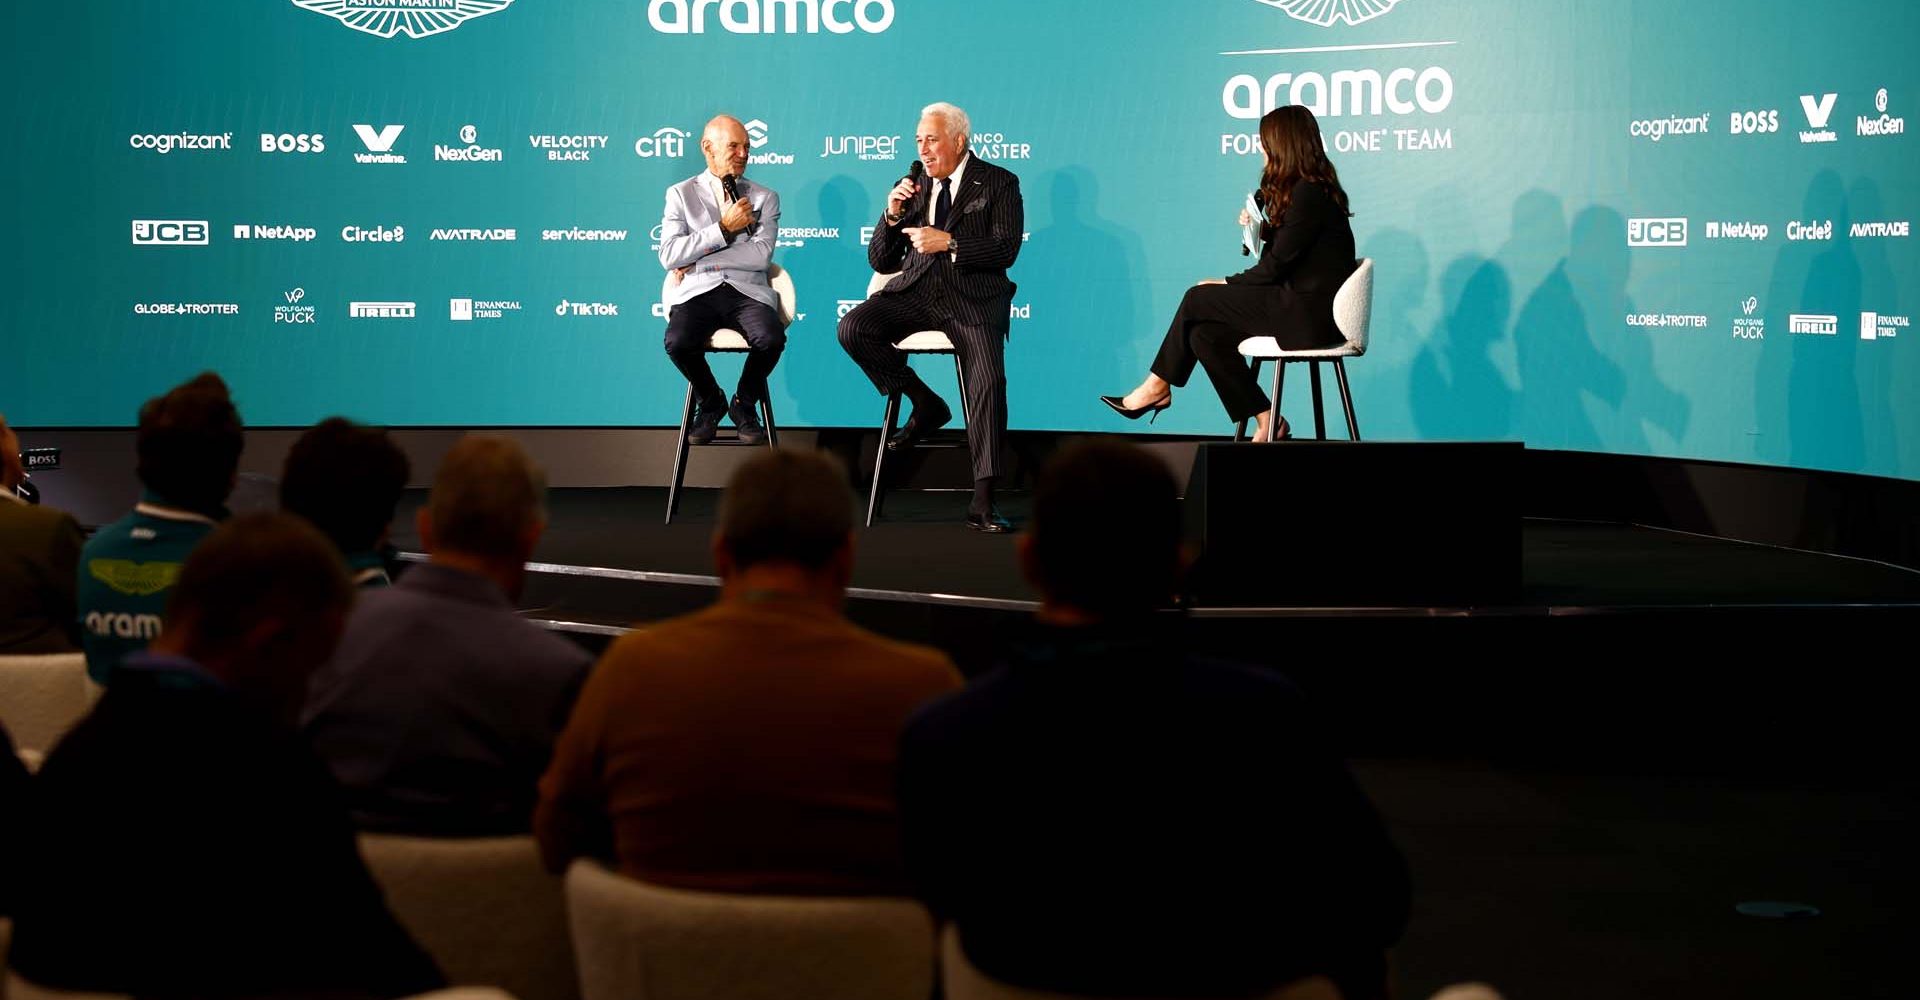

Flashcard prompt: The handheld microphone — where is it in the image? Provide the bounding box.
[721,173,740,203]
[906,160,925,187]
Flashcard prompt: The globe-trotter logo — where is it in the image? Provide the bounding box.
[290,0,515,39]
[1250,0,1408,27]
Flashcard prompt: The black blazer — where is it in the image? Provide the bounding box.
[868,155,1024,336]
[1227,180,1358,347]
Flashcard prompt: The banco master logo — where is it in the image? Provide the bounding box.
[290,0,515,39]
[1250,0,1408,27]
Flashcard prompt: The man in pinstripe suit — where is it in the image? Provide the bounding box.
[837,102,1024,533]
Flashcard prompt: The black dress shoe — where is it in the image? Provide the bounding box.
[687,398,724,445]
[964,509,1013,533]
[729,396,768,445]
[1099,393,1172,423]
[887,396,952,451]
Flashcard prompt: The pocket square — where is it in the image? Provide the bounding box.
[963,197,987,213]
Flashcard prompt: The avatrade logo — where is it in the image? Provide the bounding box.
[132,220,209,246]
[530,134,608,162]
[1799,93,1839,144]
[1789,314,1838,336]
[451,298,521,321]
[430,227,517,241]
[1734,297,1764,341]
[1704,221,1769,242]
[349,301,416,319]
[435,124,503,163]
[1628,114,1710,142]
[742,120,795,165]
[635,127,692,159]
[290,0,516,39]
[129,132,233,154]
[1786,220,1834,242]
[1861,311,1908,341]
[260,132,325,154]
[274,288,317,325]
[1858,88,1906,138]
[1627,218,1687,248]
[1850,220,1911,239]
[646,0,895,34]
[970,130,1033,161]
[821,135,900,161]
[233,224,318,242]
[543,227,628,242]
[1250,0,1408,27]
[352,124,407,164]
[556,299,620,317]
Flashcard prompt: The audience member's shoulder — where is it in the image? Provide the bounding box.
[2,500,82,536]
[846,620,962,684]
[1185,652,1305,701]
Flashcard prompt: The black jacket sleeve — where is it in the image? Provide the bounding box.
[1226,181,1332,287]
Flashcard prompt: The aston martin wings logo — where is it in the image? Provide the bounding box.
[1250,0,1408,27]
[290,0,516,40]
[88,559,182,598]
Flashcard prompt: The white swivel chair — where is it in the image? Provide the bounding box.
[939,925,1344,1000]
[0,653,100,761]
[860,271,971,527]
[662,263,797,524]
[1235,257,1373,442]
[565,859,936,1000]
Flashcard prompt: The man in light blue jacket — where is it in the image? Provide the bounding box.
[658,115,783,445]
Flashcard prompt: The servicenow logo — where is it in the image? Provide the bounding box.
[1250,0,1408,28]
[647,0,895,34]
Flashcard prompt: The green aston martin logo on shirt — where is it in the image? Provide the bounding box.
[89,559,183,597]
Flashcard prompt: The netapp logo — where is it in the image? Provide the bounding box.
[132,220,209,246]
[350,301,416,319]
[542,228,628,242]
[1734,297,1764,341]
[1729,110,1780,136]
[530,134,608,162]
[1704,221,1768,242]
[436,124,504,163]
[130,132,233,154]
[290,0,517,40]
[1627,218,1687,248]
[274,288,317,325]
[1799,93,1838,144]
[556,299,619,317]
[261,132,325,154]
[647,0,895,34]
[451,298,522,321]
[1789,314,1838,336]
[1786,220,1834,242]
[132,302,240,316]
[1251,0,1407,27]
[636,127,692,159]
[1629,114,1709,142]
[1860,311,1908,341]
[353,124,407,164]
[1858,89,1906,137]
[234,224,318,242]
[342,225,406,243]
[1850,220,1911,239]
[1626,313,1708,329]
[821,135,899,161]
[430,228,517,241]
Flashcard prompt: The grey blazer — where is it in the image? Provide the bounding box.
[657,173,782,311]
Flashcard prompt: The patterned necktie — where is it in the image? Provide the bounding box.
[934,178,952,231]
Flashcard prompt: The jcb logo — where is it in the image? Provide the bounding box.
[132,220,209,246]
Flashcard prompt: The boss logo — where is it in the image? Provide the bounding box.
[1729,110,1779,135]
[261,133,326,153]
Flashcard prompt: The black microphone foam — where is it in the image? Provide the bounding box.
[721,173,740,203]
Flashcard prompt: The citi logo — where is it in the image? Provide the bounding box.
[635,127,691,159]
[290,0,517,39]
[1788,314,1838,336]
[646,0,896,34]
[132,220,209,246]
[1626,218,1687,248]
[353,124,407,164]
[1250,0,1407,27]
[1799,94,1838,144]
[349,301,416,319]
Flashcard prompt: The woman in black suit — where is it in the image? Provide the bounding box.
[1103,105,1357,441]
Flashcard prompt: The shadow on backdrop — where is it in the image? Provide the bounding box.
[1411,255,1515,440]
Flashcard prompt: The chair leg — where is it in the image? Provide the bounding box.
[1267,360,1285,443]
[665,383,695,525]
[866,392,901,527]
[951,353,971,432]
[1237,359,1264,442]
[1334,358,1361,441]
[760,397,778,448]
[1309,361,1327,440]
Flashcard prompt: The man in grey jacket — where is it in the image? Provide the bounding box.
[658,114,784,445]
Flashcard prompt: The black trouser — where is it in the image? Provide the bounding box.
[837,288,1007,482]
[663,284,785,406]
[1150,284,1277,422]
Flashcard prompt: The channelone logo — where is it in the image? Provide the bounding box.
[1799,94,1838,144]
[636,128,691,159]
[350,301,416,319]
[290,0,515,39]
[275,288,317,325]
[451,298,522,321]
[1250,0,1407,27]
[129,132,233,155]
[1626,218,1687,248]
[1861,311,1909,341]
[742,120,795,165]
[1858,88,1906,137]
[646,0,896,34]
[436,124,504,163]
[353,124,406,164]
[1734,297,1764,341]
[1789,314,1838,336]
[132,221,209,246]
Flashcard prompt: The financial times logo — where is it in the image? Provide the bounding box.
[132,220,209,246]
[1627,218,1687,248]
[290,0,516,39]
[1250,0,1408,27]
[635,127,691,159]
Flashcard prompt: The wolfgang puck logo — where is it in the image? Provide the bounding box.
[1250,0,1408,27]
[290,0,516,39]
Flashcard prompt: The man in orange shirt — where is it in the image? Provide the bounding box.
[536,450,961,894]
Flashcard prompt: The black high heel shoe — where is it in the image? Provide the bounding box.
[1099,393,1172,423]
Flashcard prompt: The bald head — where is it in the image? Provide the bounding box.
[701,114,750,179]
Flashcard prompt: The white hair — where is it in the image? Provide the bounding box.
[920,102,971,142]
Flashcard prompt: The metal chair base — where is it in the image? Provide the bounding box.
[666,382,778,526]
[1234,357,1360,443]
[865,353,970,528]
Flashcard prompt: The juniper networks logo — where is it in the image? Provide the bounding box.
[290,0,516,40]
[1251,0,1407,27]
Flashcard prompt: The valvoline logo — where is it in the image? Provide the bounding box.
[1250,0,1408,27]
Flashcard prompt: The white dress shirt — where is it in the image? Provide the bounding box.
[923,153,971,228]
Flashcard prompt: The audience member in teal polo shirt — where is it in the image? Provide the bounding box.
[280,417,412,589]
[74,373,242,683]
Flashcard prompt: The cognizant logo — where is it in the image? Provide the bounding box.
[647,0,895,34]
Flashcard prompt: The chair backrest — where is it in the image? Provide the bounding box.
[938,924,1343,1000]
[866,271,898,298]
[358,834,578,1000]
[1332,257,1374,356]
[0,653,100,757]
[564,860,935,1000]
[658,263,798,329]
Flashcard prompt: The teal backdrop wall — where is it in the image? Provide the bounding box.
[4,0,1916,480]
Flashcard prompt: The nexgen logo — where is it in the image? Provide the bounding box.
[354,124,405,152]
[1801,94,1838,128]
